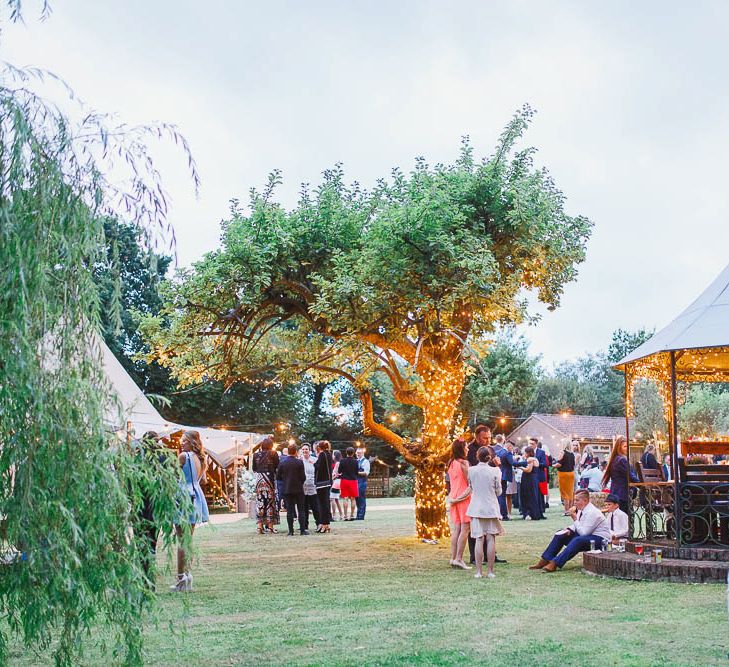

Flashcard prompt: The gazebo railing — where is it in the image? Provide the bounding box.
[677,481,729,547]
[629,481,676,543]
[630,477,729,548]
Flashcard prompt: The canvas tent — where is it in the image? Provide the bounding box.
[101,338,267,506]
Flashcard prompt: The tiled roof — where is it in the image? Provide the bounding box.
[529,413,635,440]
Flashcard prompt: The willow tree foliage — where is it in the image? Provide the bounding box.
[0,56,197,666]
[142,107,592,539]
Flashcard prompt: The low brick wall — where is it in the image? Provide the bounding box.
[583,550,728,584]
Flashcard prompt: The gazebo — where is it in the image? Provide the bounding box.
[584,263,729,582]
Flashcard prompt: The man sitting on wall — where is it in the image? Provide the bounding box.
[602,492,629,542]
[529,489,610,572]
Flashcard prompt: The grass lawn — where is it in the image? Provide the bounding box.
[10,497,728,666]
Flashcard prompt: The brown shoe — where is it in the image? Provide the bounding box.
[528,558,549,570]
[542,561,558,572]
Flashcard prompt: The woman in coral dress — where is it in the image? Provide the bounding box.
[447,438,472,570]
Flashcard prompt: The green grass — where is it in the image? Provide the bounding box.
[9,498,728,666]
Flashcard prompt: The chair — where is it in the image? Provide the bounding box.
[636,462,665,483]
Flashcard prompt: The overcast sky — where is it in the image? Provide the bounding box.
[6,1,729,366]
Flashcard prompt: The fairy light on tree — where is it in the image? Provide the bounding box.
[141,106,592,540]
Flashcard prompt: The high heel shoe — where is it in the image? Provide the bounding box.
[315,525,323,533]
[323,526,331,533]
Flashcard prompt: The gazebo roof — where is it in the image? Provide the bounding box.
[616,262,729,377]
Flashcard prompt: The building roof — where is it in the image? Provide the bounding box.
[617,262,729,367]
[510,413,634,441]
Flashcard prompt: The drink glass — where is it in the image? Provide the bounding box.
[635,544,644,561]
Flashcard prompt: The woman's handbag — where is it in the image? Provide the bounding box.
[315,454,333,489]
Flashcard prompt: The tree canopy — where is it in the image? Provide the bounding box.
[143,106,593,537]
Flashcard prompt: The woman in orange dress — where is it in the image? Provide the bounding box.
[447,438,472,570]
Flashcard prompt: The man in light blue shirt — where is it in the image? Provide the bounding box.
[355,448,370,520]
[580,462,604,492]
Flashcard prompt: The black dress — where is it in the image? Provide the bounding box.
[314,451,333,525]
[520,459,545,520]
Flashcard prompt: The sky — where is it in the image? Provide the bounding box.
[5,1,729,366]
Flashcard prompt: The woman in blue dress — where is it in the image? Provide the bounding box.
[519,446,545,520]
[172,430,209,592]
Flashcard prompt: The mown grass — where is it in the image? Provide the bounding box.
[9,497,728,666]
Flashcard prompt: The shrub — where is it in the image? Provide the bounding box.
[390,471,415,497]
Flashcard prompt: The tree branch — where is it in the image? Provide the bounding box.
[359,389,419,464]
[361,332,417,365]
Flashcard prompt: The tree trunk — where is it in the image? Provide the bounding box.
[412,368,465,540]
[311,381,326,421]
[359,365,465,541]
[414,461,450,540]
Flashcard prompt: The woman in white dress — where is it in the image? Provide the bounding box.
[466,446,504,579]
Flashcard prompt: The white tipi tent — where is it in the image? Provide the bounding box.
[101,338,267,468]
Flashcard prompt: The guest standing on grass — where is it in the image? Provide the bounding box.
[355,447,370,520]
[276,443,308,535]
[253,437,280,534]
[533,440,550,511]
[492,434,516,521]
[447,438,472,570]
[555,441,576,515]
[512,446,523,511]
[172,430,209,592]
[504,441,518,517]
[603,436,638,515]
[330,449,344,520]
[300,444,320,533]
[338,447,359,520]
[467,446,504,579]
[529,489,609,572]
[519,446,545,520]
[314,440,333,533]
[467,424,491,563]
[276,446,290,511]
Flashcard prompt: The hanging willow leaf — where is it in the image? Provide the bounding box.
[0,18,198,666]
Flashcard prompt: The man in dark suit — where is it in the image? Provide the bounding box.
[276,443,308,535]
[467,425,491,561]
[492,434,515,521]
[467,424,490,467]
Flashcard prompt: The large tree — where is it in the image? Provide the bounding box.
[142,107,592,538]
